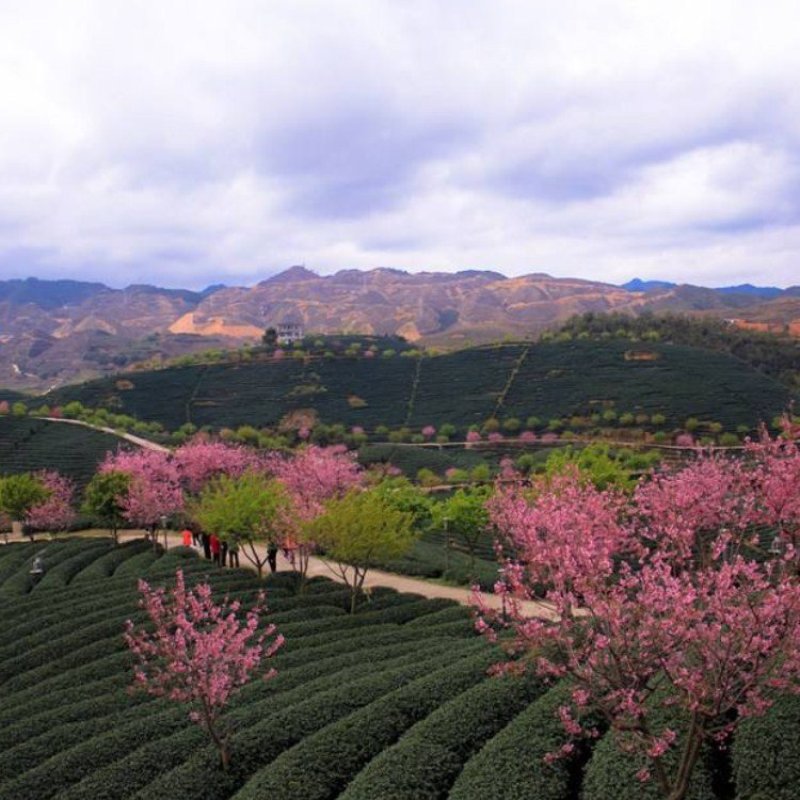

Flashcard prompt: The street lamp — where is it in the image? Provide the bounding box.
[161,514,169,551]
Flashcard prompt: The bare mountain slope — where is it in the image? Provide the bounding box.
[0,269,796,391]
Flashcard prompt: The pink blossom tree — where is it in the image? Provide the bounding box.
[100,450,184,539]
[484,426,800,800]
[268,445,364,583]
[174,439,263,495]
[25,470,76,537]
[123,569,283,770]
[421,425,436,439]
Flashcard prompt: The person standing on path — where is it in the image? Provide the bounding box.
[267,541,278,573]
[201,531,211,560]
[181,528,193,548]
[229,540,240,568]
[210,534,221,566]
[220,539,228,567]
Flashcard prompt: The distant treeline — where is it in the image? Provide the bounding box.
[556,312,800,390]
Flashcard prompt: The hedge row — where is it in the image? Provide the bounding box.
[0,543,38,586]
[63,638,474,800]
[449,681,584,800]
[732,694,800,800]
[113,549,161,576]
[33,541,116,591]
[135,642,488,800]
[0,704,190,800]
[71,539,163,582]
[232,647,500,800]
[0,696,179,788]
[582,717,715,800]
[339,672,545,799]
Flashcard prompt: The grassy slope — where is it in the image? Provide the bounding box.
[50,340,794,432]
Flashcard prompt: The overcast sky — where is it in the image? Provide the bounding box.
[1,1,799,289]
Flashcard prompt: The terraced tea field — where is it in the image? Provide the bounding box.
[0,540,792,799]
[49,340,794,434]
[0,417,129,488]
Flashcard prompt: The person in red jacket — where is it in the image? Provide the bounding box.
[209,534,221,566]
[181,529,193,548]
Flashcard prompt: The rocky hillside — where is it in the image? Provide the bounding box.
[1,270,798,391]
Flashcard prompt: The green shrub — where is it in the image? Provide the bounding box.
[339,673,544,799]
[135,643,483,800]
[233,647,499,800]
[449,681,583,800]
[732,694,800,800]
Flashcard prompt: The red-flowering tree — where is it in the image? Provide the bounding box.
[483,424,800,800]
[268,445,364,582]
[25,470,76,536]
[123,569,283,770]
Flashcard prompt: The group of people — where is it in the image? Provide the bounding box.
[179,527,282,573]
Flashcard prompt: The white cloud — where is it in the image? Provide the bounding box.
[0,0,799,288]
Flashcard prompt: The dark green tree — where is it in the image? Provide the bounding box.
[82,471,131,543]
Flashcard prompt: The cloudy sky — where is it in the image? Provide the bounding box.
[1,0,799,289]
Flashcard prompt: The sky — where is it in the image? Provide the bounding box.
[1,0,799,290]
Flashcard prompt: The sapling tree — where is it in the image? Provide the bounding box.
[433,486,492,579]
[124,569,283,770]
[308,489,417,613]
[483,424,800,800]
[190,472,289,577]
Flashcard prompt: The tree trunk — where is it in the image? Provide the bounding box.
[665,720,704,800]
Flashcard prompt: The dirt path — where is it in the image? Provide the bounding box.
[115,530,557,619]
[4,526,554,619]
[43,417,169,452]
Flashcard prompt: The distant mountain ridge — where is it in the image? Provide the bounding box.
[1,268,799,391]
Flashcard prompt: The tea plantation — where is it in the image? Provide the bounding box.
[0,417,129,488]
[48,339,793,434]
[0,539,794,799]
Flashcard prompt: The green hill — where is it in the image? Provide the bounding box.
[0,538,792,799]
[49,340,794,434]
[0,417,128,488]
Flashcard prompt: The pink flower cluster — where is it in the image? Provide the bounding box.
[484,419,800,790]
[124,569,282,764]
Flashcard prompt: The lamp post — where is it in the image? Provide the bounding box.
[161,514,169,552]
[443,516,451,575]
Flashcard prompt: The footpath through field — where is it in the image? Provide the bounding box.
[3,528,554,617]
[99,529,555,619]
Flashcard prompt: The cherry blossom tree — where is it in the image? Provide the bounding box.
[268,445,364,583]
[174,439,263,495]
[483,424,800,800]
[25,471,76,537]
[124,569,283,770]
[100,450,184,537]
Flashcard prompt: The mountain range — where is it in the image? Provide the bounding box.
[1,269,799,391]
